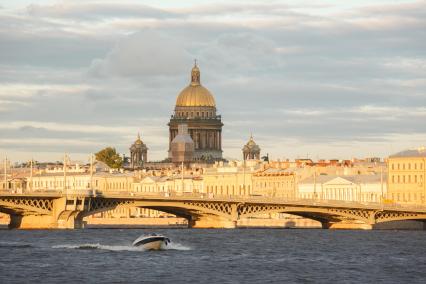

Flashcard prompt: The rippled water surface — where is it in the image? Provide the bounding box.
[1,229,425,283]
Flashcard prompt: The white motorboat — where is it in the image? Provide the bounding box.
[132,234,170,250]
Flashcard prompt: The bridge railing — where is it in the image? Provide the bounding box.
[1,189,426,211]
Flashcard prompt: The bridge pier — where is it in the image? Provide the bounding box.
[8,213,85,229]
[321,221,373,230]
[188,215,237,229]
[9,214,57,229]
[7,197,86,229]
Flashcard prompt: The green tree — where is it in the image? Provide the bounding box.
[95,147,123,169]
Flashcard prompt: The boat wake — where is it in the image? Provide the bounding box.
[52,242,191,252]
[0,241,32,248]
[52,243,144,252]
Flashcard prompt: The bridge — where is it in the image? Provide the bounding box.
[1,191,426,229]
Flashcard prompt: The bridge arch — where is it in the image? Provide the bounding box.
[238,204,374,225]
[80,199,239,226]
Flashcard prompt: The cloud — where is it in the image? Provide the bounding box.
[1,1,425,162]
[26,3,177,20]
[89,31,192,78]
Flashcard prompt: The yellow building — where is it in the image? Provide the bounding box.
[202,161,258,197]
[252,168,296,199]
[132,175,203,195]
[93,172,135,193]
[388,147,426,204]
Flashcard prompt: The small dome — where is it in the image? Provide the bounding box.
[175,63,216,107]
[130,133,147,150]
[243,135,260,151]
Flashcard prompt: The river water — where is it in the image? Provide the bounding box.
[0,228,425,283]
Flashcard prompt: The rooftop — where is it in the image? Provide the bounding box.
[390,147,426,158]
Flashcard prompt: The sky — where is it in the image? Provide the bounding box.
[0,0,425,163]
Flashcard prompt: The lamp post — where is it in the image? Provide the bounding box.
[90,154,95,196]
[63,154,68,195]
[181,161,184,194]
[380,165,384,210]
[3,157,7,191]
[30,159,34,192]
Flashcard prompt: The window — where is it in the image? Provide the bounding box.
[398,163,400,170]
[392,164,394,170]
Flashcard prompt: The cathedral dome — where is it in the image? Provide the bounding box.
[175,63,216,107]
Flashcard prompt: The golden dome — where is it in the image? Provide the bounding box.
[175,63,216,107]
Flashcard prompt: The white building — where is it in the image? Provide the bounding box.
[297,174,386,203]
[132,175,203,195]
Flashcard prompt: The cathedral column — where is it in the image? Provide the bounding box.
[216,130,220,150]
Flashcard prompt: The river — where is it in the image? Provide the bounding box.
[0,228,425,283]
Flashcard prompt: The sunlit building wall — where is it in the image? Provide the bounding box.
[388,148,426,204]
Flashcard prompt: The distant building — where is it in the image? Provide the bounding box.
[252,168,296,199]
[170,124,195,164]
[129,133,148,169]
[242,135,261,160]
[387,147,426,204]
[297,174,386,203]
[203,160,259,196]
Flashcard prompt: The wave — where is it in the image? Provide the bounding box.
[52,242,191,252]
[166,242,191,251]
[0,241,32,248]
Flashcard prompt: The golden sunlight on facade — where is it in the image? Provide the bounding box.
[387,147,426,204]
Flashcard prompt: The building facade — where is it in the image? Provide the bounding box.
[297,174,386,203]
[168,63,223,161]
[170,124,195,164]
[388,147,426,204]
[252,168,296,199]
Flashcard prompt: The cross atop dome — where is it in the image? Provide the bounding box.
[191,60,200,85]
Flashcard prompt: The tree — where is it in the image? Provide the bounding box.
[95,147,123,169]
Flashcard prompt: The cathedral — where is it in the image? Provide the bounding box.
[168,63,223,161]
